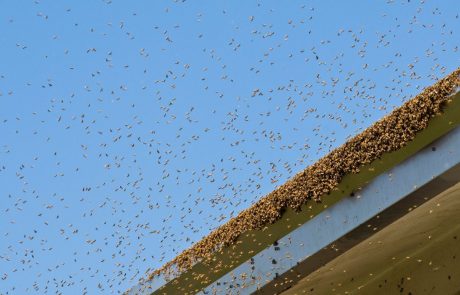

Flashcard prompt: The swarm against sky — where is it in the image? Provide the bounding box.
[1,1,459,294]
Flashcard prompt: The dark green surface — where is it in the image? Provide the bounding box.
[282,182,460,295]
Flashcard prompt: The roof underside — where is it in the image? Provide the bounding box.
[282,180,460,295]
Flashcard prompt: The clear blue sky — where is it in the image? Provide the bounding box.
[0,0,459,294]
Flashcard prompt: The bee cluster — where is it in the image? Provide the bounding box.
[150,68,460,284]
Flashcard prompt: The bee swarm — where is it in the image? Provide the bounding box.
[149,67,460,284]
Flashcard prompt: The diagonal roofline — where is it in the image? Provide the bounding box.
[127,68,460,294]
